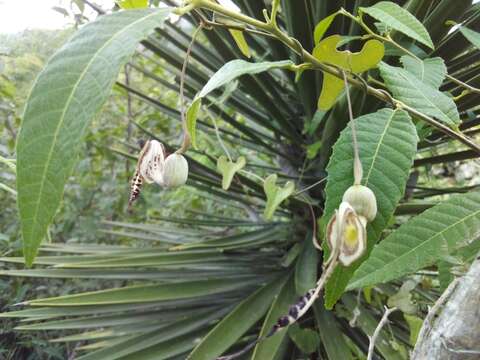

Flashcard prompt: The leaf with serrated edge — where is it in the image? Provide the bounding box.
[186,60,293,148]
[379,62,460,127]
[322,108,417,309]
[400,55,446,89]
[349,191,480,289]
[16,9,171,266]
[360,1,434,49]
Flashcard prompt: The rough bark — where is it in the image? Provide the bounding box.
[412,256,480,360]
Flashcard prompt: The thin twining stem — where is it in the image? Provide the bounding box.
[178,24,203,154]
[367,306,397,360]
[187,0,480,154]
[217,248,340,360]
[342,70,363,185]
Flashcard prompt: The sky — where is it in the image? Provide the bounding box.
[0,0,114,33]
[0,0,479,34]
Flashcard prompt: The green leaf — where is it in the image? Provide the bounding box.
[360,1,434,49]
[16,8,171,266]
[458,25,480,49]
[387,280,417,314]
[313,12,337,44]
[313,302,353,360]
[295,235,318,295]
[404,314,423,346]
[217,155,246,190]
[263,174,295,220]
[25,278,256,306]
[288,324,320,354]
[229,30,251,58]
[251,275,296,360]
[379,61,460,128]
[186,275,288,360]
[186,60,293,148]
[349,191,480,289]
[75,309,228,360]
[117,0,148,9]
[400,55,446,89]
[322,109,418,308]
[312,35,384,110]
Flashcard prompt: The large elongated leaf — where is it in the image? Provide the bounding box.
[24,278,256,306]
[16,8,171,266]
[379,62,460,127]
[322,108,417,308]
[349,191,480,289]
[360,1,434,49]
[186,274,288,360]
[186,59,293,148]
[400,55,446,89]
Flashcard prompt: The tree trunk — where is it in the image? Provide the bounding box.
[412,257,480,359]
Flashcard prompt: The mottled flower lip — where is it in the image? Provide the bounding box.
[139,140,166,186]
[326,201,367,267]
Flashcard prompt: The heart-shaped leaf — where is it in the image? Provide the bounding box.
[312,35,384,110]
[263,174,295,220]
[216,155,246,190]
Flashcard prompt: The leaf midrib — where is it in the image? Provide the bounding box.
[27,10,161,247]
[363,110,396,186]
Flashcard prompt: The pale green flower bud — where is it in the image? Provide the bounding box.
[163,153,188,188]
[342,184,377,222]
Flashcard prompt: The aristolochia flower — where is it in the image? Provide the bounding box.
[326,201,367,266]
[128,140,189,206]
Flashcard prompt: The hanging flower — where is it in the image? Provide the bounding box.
[326,201,367,266]
[128,140,189,206]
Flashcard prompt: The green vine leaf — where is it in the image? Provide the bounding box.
[263,174,295,220]
[216,155,246,190]
[360,1,434,49]
[400,55,446,89]
[379,61,460,128]
[322,108,417,308]
[349,191,480,289]
[186,60,293,148]
[117,0,148,9]
[16,8,171,266]
[458,25,480,49]
[229,30,251,58]
[312,35,384,110]
[313,12,337,44]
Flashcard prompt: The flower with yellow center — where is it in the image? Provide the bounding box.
[326,201,367,266]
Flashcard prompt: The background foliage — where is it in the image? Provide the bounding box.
[1,0,480,359]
